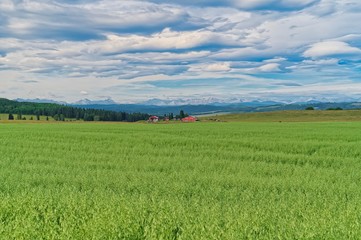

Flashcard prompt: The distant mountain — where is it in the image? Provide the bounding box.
[73,98,117,105]
[15,98,67,105]
[140,97,238,106]
[239,100,283,107]
[15,97,118,105]
[139,97,285,106]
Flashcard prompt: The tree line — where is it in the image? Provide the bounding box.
[0,98,149,122]
[163,110,189,120]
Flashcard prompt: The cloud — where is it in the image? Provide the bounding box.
[1,0,202,41]
[146,0,320,11]
[189,62,231,72]
[94,28,240,54]
[303,41,361,58]
[231,0,320,11]
[0,0,361,103]
[258,63,281,72]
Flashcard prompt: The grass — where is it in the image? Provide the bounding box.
[1,121,361,239]
[0,113,54,121]
[0,114,80,122]
[200,110,361,122]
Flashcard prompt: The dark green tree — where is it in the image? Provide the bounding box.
[0,98,149,122]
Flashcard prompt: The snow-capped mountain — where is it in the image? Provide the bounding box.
[139,97,283,106]
[15,98,67,105]
[73,98,117,105]
[140,97,239,106]
[15,96,361,108]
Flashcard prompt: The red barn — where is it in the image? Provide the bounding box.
[148,116,159,123]
[182,116,197,122]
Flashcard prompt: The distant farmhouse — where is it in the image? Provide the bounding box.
[148,115,197,123]
[182,116,197,122]
[148,116,159,123]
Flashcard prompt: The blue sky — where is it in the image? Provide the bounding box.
[0,0,361,103]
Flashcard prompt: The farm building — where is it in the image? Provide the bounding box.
[148,116,159,123]
[182,116,197,122]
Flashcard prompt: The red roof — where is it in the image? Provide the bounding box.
[182,116,197,122]
[149,116,159,119]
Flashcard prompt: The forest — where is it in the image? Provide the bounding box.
[0,98,149,122]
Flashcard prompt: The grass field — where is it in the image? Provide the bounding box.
[0,113,55,121]
[201,110,361,122]
[1,121,361,239]
[0,114,83,123]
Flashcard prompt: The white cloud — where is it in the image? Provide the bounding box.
[145,0,319,10]
[258,63,281,72]
[188,62,231,72]
[264,57,287,63]
[303,41,361,58]
[302,58,339,65]
[232,0,319,10]
[0,0,361,103]
[205,63,231,72]
[0,0,15,11]
[95,28,240,54]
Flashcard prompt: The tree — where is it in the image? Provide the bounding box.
[8,113,14,120]
[36,114,40,120]
[180,110,185,119]
[46,116,49,121]
[327,107,343,111]
[0,98,150,123]
[305,107,314,110]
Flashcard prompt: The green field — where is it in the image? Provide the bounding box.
[1,121,361,239]
[0,113,76,122]
[201,110,361,122]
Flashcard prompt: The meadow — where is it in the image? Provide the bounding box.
[201,110,361,122]
[1,121,361,239]
[0,113,68,122]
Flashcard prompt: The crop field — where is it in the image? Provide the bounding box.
[201,110,361,122]
[1,121,361,239]
[0,113,69,122]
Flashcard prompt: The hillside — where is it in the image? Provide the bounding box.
[0,98,149,122]
[200,110,361,122]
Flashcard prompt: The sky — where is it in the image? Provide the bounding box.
[0,0,361,104]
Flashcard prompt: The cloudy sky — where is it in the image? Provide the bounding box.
[0,0,361,103]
